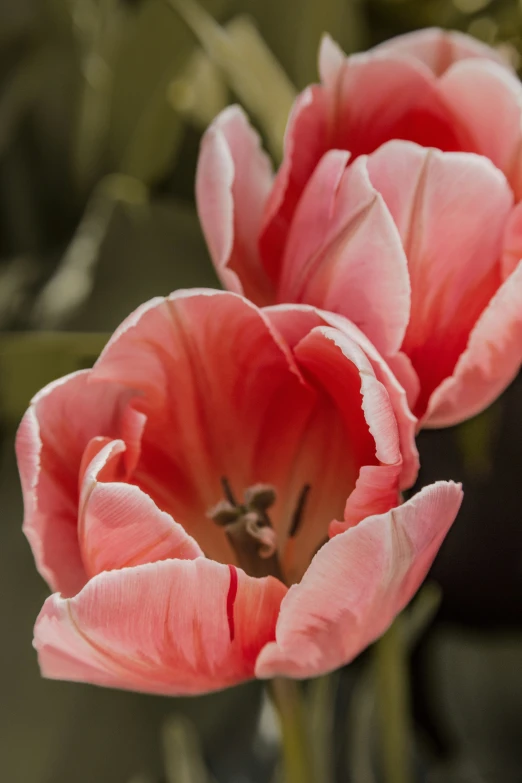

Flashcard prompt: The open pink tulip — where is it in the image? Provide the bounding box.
[17,289,461,694]
[197,28,522,427]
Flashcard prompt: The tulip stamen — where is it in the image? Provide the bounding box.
[209,480,284,581]
[221,476,238,506]
[288,483,311,538]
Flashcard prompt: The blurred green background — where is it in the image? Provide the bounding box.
[1,0,522,781]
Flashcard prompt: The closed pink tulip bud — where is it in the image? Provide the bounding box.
[197,29,522,427]
[17,290,461,693]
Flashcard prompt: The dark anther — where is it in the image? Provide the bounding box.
[243,484,277,514]
[221,476,237,507]
[208,500,242,526]
[288,483,311,538]
[210,479,283,581]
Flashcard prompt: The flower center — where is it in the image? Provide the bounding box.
[208,478,310,583]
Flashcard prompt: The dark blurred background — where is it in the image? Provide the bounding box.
[1,1,522,781]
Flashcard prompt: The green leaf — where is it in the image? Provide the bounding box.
[167,45,229,129]
[455,401,502,479]
[109,0,230,184]
[162,715,211,783]
[0,332,109,422]
[167,0,297,161]
[292,0,370,86]
[71,0,129,192]
[32,174,148,329]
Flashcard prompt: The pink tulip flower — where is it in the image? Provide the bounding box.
[17,289,461,693]
[197,28,522,427]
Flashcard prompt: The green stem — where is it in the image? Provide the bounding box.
[309,672,338,783]
[270,678,314,783]
[374,616,414,783]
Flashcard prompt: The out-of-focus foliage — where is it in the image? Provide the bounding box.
[369,0,521,67]
[0,0,375,384]
[0,0,520,372]
[1,1,522,782]
[0,330,108,419]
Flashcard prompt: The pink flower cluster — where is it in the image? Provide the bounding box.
[18,29,522,695]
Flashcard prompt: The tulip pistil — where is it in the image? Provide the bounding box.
[209,479,284,581]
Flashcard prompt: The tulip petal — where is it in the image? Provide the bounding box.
[295,327,401,467]
[321,314,419,489]
[260,51,467,282]
[278,149,351,300]
[502,201,522,279]
[15,371,136,596]
[279,151,411,355]
[317,34,345,89]
[196,106,274,304]
[78,440,203,576]
[294,326,403,532]
[386,350,421,417]
[425,261,522,427]
[272,323,397,579]
[255,482,462,679]
[321,53,465,159]
[265,305,419,490]
[92,290,357,562]
[34,558,287,694]
[372,27,511,76]
[366,140,513,419]
[439,60,522,196]
[259,86,330,277]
